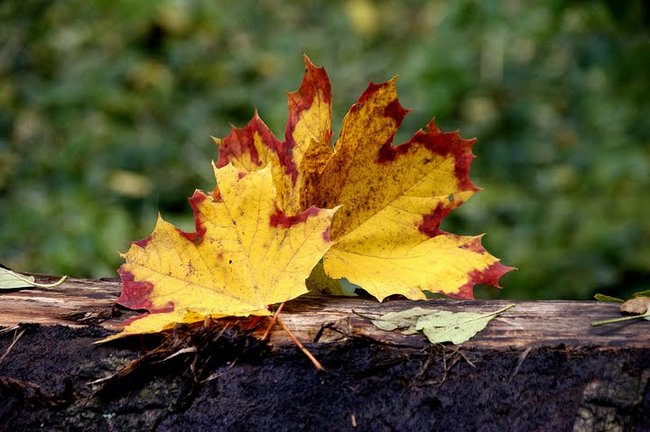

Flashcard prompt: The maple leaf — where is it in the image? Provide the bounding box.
[215,56,513,301]
[101,164,337,342]
[214,56,332,215]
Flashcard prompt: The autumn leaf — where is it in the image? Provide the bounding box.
[0,268,37,290]
[215,56,513,300]
[620,296,650,315]
[214,55,331,215]
[101,164,337,342]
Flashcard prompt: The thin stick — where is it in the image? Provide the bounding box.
[153,346,197,364]
[591,311,650,327]
[276,317,324,371]
[261,302,285,340]
[0,328,25,365]
[509,346,531,381]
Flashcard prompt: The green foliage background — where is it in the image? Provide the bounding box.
[1,0,649,299]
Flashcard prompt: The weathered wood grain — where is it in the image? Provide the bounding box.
[0,275,648,349]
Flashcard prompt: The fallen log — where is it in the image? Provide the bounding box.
[0,276,648,431]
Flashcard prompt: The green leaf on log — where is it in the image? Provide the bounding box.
[371,304,515,344]
[0,268,67,290]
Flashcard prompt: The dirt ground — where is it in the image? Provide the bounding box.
[0,324,648,431]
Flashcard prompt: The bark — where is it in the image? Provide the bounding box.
[0,276,648,431]
[0,275,648,350]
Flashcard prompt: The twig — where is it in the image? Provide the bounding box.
[276,317,324,371]
[0,326,20,336]
[456,348,476,369]
[202,358,238,383]
[152,346,197,364]
[592,310,650,327]
[261,302,285,340]
[0,328,25,365]
[509,347,531,381]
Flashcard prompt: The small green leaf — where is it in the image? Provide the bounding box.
[371,307,436,333]
[633,290,650,298]
[306,260,352,296]
[415,304,515,344]
[370,304,515,344]
[0,268,67,289]
[0,268,36,289]
[593,293,624,303]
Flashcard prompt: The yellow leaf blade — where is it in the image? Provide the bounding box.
[285,55,332,170]
[106,164,337,341]
[325,235,510,301]
[215,56,332,214]
[309,79,512,299]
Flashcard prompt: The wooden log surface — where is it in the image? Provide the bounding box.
[1,275,648,349]
[1,275,649,431]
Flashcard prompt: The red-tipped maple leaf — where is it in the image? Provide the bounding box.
[214,56,513,300]
[100,164,337,341]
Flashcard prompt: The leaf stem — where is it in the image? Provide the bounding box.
[276,317,324,371]
[466,303,516,323]
[488,303,516,316]
[5,270,68,288]
[591,311,650,327]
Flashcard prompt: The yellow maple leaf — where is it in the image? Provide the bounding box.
[214,55,332,215]
[215,57,513,301]
[101,163,337,341]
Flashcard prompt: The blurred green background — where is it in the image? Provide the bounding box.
[1,0,649,299]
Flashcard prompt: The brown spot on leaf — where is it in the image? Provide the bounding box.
[418,203,450,237]
[322,227,331,242]
[383,99,408,124]
[459,237,486,254]
[134,236,152,248]
[117,268,154,310]
[269,206,320,229]
[377,138,410,164]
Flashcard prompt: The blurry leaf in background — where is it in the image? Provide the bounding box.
[107,170,153,198]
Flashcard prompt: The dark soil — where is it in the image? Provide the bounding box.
[0,325,648,432]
